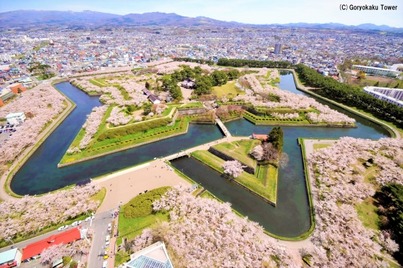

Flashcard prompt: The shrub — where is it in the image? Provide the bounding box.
[122,187,170,218]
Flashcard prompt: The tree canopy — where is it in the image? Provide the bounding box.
[267,127,284,152]
[295,64,403,128]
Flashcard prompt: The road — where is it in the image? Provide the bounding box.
[88,209,116,268]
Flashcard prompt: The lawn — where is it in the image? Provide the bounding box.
[179,102,204,109]
[60,118,189,164]
[212,81,244,98]
[117,212,169,245]
[212,139,260,168]
[60,106,189,165]
[313,143,332,151]
[90,187,107,205]
[115,187,170,266]
[355,197,380,230]
[191,150,277,204]
[243,111,310,125]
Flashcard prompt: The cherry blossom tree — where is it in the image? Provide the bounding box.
[0,82,65,165]
[307,137,402,266]
[0,184,100,242]
[222,160,243,178]
[40,244,67,265]
[132,186,295,267]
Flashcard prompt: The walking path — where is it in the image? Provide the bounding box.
[94,135,249,213]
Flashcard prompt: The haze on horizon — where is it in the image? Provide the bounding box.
[1,0,403,28]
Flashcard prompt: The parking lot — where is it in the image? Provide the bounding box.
[0,123,18,143]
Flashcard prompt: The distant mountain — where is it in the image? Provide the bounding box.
[0,10,241,28]
[107,12,238,27]
[0,10,120,27]
[279,22,402,32]
[0,10,401,32]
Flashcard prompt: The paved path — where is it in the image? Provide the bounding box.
[94,136,250,213]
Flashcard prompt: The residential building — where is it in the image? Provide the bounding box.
[8,83,26,94]
[353,65,401,78]
[251,133,268,141]
[6,112,26,125]
[0,88,15,106]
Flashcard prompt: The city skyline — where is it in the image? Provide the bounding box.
[1,0,403,27]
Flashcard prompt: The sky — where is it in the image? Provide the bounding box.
[1,0,403,27]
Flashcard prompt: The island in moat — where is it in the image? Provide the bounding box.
[57,60,356,205]
[1,59,401,268]
[60,61,355,167]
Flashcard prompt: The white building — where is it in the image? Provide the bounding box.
[124,241,174,268]
[353,65,401,78]
[363,86,403,108]
[0,248,22,267]
[6,112,26,125]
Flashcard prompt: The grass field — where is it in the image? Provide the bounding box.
[212,139,260,168]
[60,117,189,165]
[243,111,311,125]
[212,81,244,98]
[117,212,168,245]
[191,149,277,204]
[115,187,170,266]
[313,143,332,151]
[356,197,380,230]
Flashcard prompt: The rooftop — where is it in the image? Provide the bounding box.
[125,241,174,268]
[21,227,81,261]
[0,248,19,265]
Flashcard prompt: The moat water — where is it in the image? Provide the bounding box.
[11,73,389,237]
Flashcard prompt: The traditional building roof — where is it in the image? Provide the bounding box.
[251,133,268,141]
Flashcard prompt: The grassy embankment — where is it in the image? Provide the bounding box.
[212,81,245,98]
[60,106,190,165]
[290,69,402,138]
[4,81,75,197]
[191,139,278,205]
[115,187,170,266]
[294,138,316,240]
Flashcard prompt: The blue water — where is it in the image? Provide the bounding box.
[10,75,389,237]
[11,82,223,195]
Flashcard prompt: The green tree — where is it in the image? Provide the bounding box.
[170,85,183,100]
[375,183,403,265]
[143,102,152,115]
[267,127,283,151]
[357,71,366,80]
[28,61,55,80]
[226,69,241,80]
[211,70,228,86]
[194,76,213,95]
[145,81,151,89]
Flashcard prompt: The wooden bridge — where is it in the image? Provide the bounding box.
[215,118,232,137]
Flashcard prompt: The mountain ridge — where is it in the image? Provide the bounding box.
[0,10,401,32]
